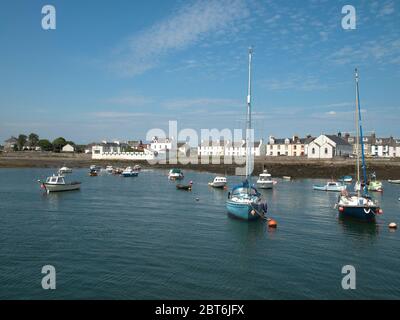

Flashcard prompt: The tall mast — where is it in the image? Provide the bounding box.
[355,69,360,196]
[245,47,253,182]
[356,69,368,194]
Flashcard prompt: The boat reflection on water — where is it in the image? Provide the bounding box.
[227,218,266,246]
[337,215,379,240]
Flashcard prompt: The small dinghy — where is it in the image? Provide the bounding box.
[168,168,184,180]
[313,181,346,192]
[89,169,98,176]
[176,181,193,191]
[38,174,81,193]
[388,180,400,184]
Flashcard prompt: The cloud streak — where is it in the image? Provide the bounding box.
[112,0,249,76]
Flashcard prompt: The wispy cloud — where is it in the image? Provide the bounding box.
[261,75,328,92]
[111,0,249,76]
[162,98,243,109]
[106,95,153,106]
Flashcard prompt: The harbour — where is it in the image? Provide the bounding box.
[0,168,399,299]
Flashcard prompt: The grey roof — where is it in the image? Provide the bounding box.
[326,135,351,146]
[5,137,17,143]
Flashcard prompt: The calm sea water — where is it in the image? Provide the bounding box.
[0,168,399,300]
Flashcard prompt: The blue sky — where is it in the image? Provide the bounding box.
[0,0,399,144]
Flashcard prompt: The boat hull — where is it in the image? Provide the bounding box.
[44,183,81,193]
[313,186,346,192]
[257,182,273,189]
[338,206,377,221]
[208,182,226,188]
[122,172,139,177]
[388,180,400,184]
[226,200,262,221]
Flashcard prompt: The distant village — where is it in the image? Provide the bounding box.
[2,132,400,161]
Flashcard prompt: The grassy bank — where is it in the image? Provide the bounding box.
[1,151,400,179]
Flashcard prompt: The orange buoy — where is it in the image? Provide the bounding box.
[338,206,344,212]
[268,219,277,228]
[389,222,397,229]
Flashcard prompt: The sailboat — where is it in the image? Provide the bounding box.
[226,48,267,221]
[336,69,383,221]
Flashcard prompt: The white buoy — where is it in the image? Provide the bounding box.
[389,222,397,229]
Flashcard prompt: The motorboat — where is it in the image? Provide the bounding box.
[256,170,274,189]
[313,181,346,192]
[168,168,184,180]
[388,180,400,184]
[122,167,139,177]
[208,176,227,188]
[58,166,72,174]
[38,174,81,193]
[282,176,292,181]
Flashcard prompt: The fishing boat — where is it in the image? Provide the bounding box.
[313,181,346,192]
[336,69,382,221]
[339,175,353,183]
[208,176,227,188]
[168,168,184,180]
[122,167,139,177]
[176,181,193,191]
[58,166,72,174]
[38,174,81,193]
[256,170,274,189]
[226,48,267,221]
[388,179,400,184]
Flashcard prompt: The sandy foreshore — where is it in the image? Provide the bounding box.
[1,152,400,179]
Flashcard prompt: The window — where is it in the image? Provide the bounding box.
[312,148,315,154]
[294,152,297,156]
[325,148,328,154]
[293,145,297,150]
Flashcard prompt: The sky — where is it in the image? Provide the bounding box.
[0,0,399,144]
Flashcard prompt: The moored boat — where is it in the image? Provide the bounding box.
[176,181,193,191]
[388,179,400,184]
[168,168,184,180]
[336,69,382,222]
[122,167,139,177]
[133,165,141,171]
[106,166,113,173]
[58,166,72,174]
[313,181,346,192]
[339,175,353,183]
[226,48,267,221]
[38,174,81,193]
[208,176,227,188]
[256,170,274,189]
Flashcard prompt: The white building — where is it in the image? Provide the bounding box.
[266,135,314,157]
[371,137,397,158]
[197,139,263,157]
[150,136,173,153]
[308,134,352,159]
[92,141,156,160]
[61,144,75,153]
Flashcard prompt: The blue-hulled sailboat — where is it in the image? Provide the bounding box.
[226,48,267,221]
[336,69,382,221]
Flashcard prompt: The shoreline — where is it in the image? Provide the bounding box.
[1,152,400,179]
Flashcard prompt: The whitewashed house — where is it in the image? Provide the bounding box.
[61,144,75,153]
[92,141,156,160]
[307,134,352,159]
[197,140,225,156]
[150,136,173,153]
[224,140,263,157]
[371,137,395,157]
[266,135,313,157]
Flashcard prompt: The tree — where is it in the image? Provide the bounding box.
[38,139,53,151]
[52,137,67,152]
[28,133,39,147]
[17,134,27,151]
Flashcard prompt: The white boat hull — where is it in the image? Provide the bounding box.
[257,181,273,189]
[44,183,81,192]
